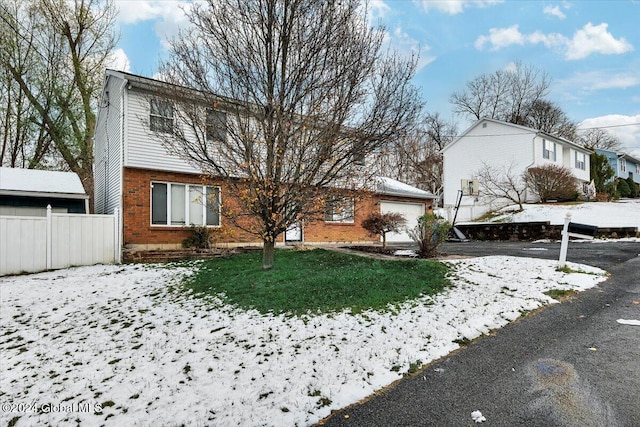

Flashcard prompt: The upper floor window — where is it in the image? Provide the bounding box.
[150,99,174,134]
[636,163,640,175]
[542,139,556,161]
[575,152,586,170]
[206,109,226,142]
[151,182,220,226]
[620,158,626,173]
[324,197,354,223]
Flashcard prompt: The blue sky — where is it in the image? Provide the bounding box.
[110,0,640,156]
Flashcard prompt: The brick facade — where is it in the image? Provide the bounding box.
[122,167,432,249]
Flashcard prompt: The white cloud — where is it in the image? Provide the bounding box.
[565,22,634,60]
[384,27,436,72]
[414,0,503,15]
[474,25,525,51]
[115,1,191,50]
[579,114,640,158]
[543,5,566,19]
[369,0,391,21]
[475,22,633,61]
[106,48,131,72]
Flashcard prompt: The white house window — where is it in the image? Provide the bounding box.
[636,163,640,175]
[575,152,586,170]
[620,158,626,173]
[543,139,556,161]
[324,197,354,223]
[206,109,226,142]
[151,182,220,226]
[150,99,174,134]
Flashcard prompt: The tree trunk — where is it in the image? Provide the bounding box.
[382,233,386,249]
[262,239,275,270]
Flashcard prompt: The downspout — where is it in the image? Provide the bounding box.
[119,78,128,251]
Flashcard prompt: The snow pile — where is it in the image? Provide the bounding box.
[471,410,487,423]
[0,257,607,426]
[480,199,640,228]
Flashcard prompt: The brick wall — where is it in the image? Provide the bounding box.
[122,167,433,248]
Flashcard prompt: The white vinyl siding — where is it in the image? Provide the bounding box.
[94,76,125,215]
[151,182,220,227]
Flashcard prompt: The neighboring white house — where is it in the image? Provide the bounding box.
[441,118,591,222]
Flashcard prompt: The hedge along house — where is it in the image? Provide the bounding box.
[94,70,435,252]
[0,167,89,216]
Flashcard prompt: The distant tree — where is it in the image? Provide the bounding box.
[589,152,615,193]
[625,176,638,198]
[578,128,621,151]
[450,62,550,124]
[617,178,631,198]
[361,212,406,248]
[474,161,528,211]
[523,99,577,141]
[158,0,421,269]
[523,164,577,202]
[376,112,456,199]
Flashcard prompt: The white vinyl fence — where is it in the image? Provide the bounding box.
[0,206,120,276]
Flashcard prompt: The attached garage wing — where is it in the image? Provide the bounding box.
[380,201,425,242]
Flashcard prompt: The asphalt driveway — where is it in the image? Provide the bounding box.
[319,240,640,427]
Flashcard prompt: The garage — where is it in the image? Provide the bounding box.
[380,200,425,242]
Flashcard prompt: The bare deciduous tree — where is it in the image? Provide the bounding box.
[577,128,621,151]
[450,62,551,125]
[0,0,118,207]
[375,112,456,199]
[524,99,577,141]
[475,161,528,211]
[158,0,421,269]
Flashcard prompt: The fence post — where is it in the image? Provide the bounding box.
[46,205,52,270]
[558,211,571,269]
[114,207,121,264]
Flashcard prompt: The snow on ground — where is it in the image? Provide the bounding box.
[475,199,640,229]
[1,257,608,426]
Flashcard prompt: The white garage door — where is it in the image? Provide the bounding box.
[380,201,425,242]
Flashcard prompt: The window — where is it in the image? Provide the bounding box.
[636,163,640,175]
[324,197,354,223]
[542,139,556,161]
[150,99,174,133]
[151,182,220,226]
[206,109,226,142]
[575,152,586,170]
[620,158,626,173]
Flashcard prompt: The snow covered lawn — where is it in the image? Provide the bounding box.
[1,257,607,426]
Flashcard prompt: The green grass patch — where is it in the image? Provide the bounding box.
[183,249,450,315]
[544,289,575,300]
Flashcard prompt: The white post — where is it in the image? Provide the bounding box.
[46,205,52,270]
[114,207,121,264]
[558,211,571,269]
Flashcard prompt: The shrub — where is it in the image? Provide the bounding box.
[617,178,631,198]
[625,176,638,198]
[523,164,577,202]
[182,225,213,249]
[408,214,451,258]
[361,212,406,248]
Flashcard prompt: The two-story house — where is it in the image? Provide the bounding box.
[441,118,592,221]
[94,70,435,251]
[595,148,640,192]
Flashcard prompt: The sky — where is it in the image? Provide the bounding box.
[109,0,640,157]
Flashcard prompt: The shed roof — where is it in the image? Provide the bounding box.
[0,167,88,199]
[376,177,436,199]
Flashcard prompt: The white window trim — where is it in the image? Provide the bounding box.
[543,139,556,162]
[149,99,174,134]
[620,158,626,173]
[575,151,586,171]
[150,181,221,227]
